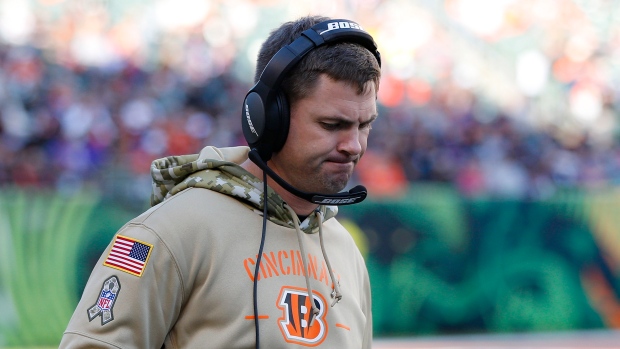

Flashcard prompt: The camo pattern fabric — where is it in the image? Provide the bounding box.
[150,153,337,234]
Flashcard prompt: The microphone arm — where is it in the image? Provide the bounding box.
[248,149,367,205]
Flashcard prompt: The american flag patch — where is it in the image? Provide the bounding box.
[103,235,153,277]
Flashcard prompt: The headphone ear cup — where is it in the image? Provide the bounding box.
[271,90,290,154]
[247,90,288,161]
[242,92,266,149]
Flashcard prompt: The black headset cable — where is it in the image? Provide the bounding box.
[252,171,269,349]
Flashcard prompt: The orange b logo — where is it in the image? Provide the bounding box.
[277,286,328,346]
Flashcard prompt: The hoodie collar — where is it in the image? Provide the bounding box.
[149,146,338,233]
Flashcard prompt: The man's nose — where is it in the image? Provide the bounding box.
[338,129,363,156]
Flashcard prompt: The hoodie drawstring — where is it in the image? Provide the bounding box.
[283,204,342,327]
[315,209,343,307]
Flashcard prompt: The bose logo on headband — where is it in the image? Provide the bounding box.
[321,21,363,34]
[245,103,259,136]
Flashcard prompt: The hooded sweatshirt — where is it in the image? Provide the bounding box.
[60,146,372,348]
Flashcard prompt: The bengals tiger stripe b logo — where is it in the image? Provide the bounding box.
[277,286,328,346]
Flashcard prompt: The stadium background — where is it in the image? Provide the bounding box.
[2,0,620,347]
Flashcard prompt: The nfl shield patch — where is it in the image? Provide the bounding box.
[88,276,121,325]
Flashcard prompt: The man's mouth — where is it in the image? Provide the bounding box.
[326,156,359,165]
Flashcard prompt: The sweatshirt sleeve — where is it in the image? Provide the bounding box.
[59,223,184,348]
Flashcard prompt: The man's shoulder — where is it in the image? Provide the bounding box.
[132,188,251,230]
[118,187,257,252]
[322,217,360,247]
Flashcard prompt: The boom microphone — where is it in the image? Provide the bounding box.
[248,149,367,205]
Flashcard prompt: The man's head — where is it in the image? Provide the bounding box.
[242,16,382,162]
[251,16,381,195]
[241,16,381,205]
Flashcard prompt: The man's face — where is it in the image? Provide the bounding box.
[269,74,378,194]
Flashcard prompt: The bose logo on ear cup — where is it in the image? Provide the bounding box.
[321,21,363,34]
[245,103,259,137]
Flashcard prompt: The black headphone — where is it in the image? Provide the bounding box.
[241,19,382,162]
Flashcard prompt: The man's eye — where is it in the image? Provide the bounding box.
[321,122,339,130]
[360,122,373,130]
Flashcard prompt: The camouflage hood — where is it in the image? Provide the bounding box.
[150,146,338,233]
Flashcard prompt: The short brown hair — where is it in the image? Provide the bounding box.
[254,16,381,104]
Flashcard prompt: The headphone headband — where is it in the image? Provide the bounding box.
[242,18,381,161]
[258,20,381,92]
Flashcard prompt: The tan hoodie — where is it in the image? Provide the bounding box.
[60,146,372,348]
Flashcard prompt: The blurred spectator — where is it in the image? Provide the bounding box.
[2,0,620,202]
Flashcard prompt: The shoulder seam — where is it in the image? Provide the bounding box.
[120,222,187,305]
[137,187,197,223]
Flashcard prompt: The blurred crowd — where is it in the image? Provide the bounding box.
[1,0,620,201]
[0,42,249,201]
[366,92,620,199]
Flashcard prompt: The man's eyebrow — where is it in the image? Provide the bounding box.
[366,114,379,123]
[320,114,379,124]
[359,114,378,126]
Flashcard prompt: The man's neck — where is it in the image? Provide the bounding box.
[240,158,318,216]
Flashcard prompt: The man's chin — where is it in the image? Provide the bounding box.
[319,176,351,194]
[297,170,351,194]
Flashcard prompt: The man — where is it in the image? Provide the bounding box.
[60,15,381,348]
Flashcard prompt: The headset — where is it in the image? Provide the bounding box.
[241,18,381,206]
[244,19,380,349]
